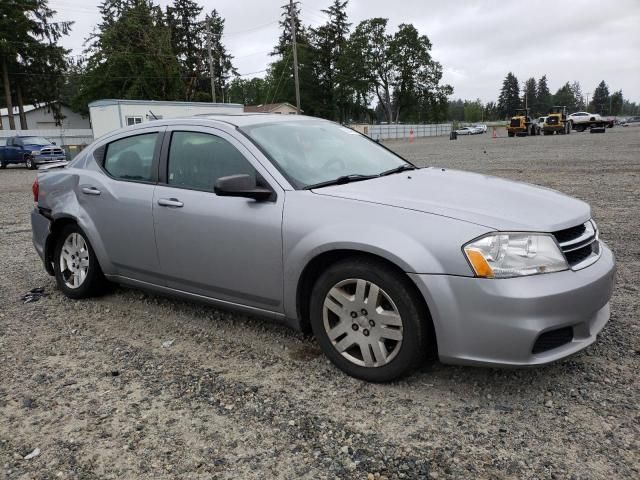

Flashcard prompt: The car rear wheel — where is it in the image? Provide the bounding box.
[310,258,429,382]
[53,225,107,299]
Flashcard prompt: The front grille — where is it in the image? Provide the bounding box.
[532,327,573,354]
[40,148,64,156]
[510,119,520,127]
[552,221,600,269]
[546,116,559,125]
[553,224,586,243]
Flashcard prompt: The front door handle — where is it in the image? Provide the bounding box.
[157,198,184,208]
[81,186,101,195]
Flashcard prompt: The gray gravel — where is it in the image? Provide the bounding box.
[1,127,639,479]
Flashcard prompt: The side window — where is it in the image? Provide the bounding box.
[104,133,158,182]
[167,131,256,191]
[126,116,143,126]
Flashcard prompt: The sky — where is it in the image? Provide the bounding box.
[49,0,640,104]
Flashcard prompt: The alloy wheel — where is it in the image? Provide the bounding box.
[59,233,90,289]
[323,278,403,367]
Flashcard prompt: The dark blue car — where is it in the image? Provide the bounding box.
[0,135,67,169]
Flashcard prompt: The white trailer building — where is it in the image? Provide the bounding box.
[88,99,244,138]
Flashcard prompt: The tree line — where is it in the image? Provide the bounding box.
[0,0,453,128]
[3,0,639,128]
[449,73,639,123]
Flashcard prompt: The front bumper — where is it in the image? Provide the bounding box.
[34,156,67,165]
[410,243,616,367]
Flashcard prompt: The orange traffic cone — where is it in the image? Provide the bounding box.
[409,129,415,143]
[492,127,497,139]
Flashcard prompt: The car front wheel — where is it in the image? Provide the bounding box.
[310,258,429,382]
[25,155,36,170]
[53,225,107,298]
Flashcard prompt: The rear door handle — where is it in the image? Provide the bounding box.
[81,186,101,195]
[157,198,184,208]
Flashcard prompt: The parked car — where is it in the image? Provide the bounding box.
[537,116,547,129]
[621,116,640,126]
[471,124,487,133]
[569,112,602,124]
[0,135,67,169]
[31,115,616,382]
[454,127,477,135]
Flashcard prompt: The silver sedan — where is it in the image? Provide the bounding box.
[31,115,615,381]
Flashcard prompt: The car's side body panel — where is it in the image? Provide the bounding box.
[281,190,491,322]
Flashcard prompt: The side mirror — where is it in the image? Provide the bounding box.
[214,174,273,201]
[52,141,57,145]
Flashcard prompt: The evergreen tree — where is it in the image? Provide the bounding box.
[227,77,268,105]
[0,0,71,129]
[591,80,610,115]
[553,82,578,112]
[309,0,351,121]
[75,0,182,113]
[202,9,237,102]
[535,75,552,115]
[165,0,205,100]
[522,77,537,113]
[463,99,483,122]
[265,2,314,112]
[553,82,578,111]
[610,90,623,116]
[571,81,584,110]
[497,72,520,118]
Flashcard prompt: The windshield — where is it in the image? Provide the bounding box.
[241,121,408,188]
[21,136,52,145]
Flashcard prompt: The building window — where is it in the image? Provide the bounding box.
[125,116,143,126]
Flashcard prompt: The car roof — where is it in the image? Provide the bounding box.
[171,113,322,128]
[95,113,329,143]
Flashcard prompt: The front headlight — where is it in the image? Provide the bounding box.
[463,233,568,278]
[31,150,41,156]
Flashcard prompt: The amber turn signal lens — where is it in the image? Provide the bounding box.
[465,248,494,278]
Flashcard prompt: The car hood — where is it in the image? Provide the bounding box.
[24,143,56,149]
[311,168,591,232]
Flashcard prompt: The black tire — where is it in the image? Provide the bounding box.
[577,125,585,132]
[53,224,107,299]
[508,131,515,137]
[310,258,430,382]
[543,130,551,135]
[25,155,36,170]
[0,160,6,169]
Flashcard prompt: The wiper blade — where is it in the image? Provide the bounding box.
[378,164,417,177]
[303,174,378,190]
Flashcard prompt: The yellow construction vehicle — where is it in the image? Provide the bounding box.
[542,106,572,135]
[506,108,538,137]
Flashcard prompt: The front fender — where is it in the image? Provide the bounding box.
[282,191,491,319]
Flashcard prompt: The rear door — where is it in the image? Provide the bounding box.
[79,127,165,283]
[6,137,22,161]
[152,125,285,313]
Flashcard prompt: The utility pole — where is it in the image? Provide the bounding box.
[207,18,216,103]
[288,0,301,114]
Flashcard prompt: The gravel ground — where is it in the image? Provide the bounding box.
[1,127,639,479]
